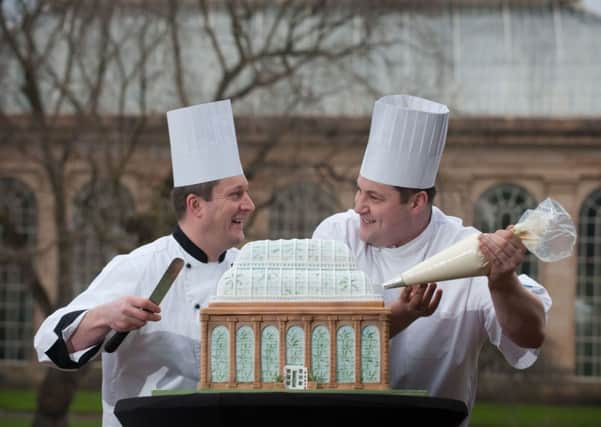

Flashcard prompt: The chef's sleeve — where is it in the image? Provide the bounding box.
[34,308,102,370]
[482,274,552,369]
[34,253,140,370]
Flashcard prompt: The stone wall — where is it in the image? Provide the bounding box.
[1,115,600,398]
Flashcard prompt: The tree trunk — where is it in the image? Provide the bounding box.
[32,367,88,427]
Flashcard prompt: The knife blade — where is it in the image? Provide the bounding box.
[104,257,185,353]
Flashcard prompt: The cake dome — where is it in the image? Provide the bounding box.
[214,239,381,302]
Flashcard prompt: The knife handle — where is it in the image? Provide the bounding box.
[103,306,153,353]
[104,331,129,353]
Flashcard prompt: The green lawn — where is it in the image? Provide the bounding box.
[0,388,101,427]
[0,388,101,413]
[0,415,101,427]
[471,401,601,427]
[2,389,600,427]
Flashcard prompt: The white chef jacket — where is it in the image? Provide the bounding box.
[313,208,551,426]
[34,227,238,427]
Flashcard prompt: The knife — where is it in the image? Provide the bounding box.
[104,257,185,353]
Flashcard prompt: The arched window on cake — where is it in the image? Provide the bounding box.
[72,179,136,295]
[311,325,330,384]
[576,188,601,378]
[361,325,381,383]
[210,326,230,383]
[0,177,36,361]
[286,326,305,366]
[261,325,279,382]
[473,184,538,279]
[269,182,337,238]
[336,325,355,383]
[236,326,255,382]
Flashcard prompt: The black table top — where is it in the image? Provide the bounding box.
[115,390,468,427]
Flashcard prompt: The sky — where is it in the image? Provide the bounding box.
[582,0,601,15]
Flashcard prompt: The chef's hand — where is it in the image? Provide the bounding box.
[67,296,161,353]
[401,283,442,318]
[102,296,161,332]
[390,283,442,337]
[479,226,526,289]
[479,227,546,348]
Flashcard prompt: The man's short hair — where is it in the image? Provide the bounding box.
[395,186,436,205]
[171,180,219,220]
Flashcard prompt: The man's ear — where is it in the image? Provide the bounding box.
[185,194,205,218]
[410,191,429,212]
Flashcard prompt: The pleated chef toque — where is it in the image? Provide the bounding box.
[359,95,449,189]
[167,99,243,187]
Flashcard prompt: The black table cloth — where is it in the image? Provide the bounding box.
[115,391,468,427]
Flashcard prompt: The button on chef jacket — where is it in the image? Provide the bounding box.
[313,208,552,427]
[34,226,238,427]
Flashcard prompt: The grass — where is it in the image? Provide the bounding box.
[2,388,601,427]
[0,388,102,427]
[471,401,601,427]
[0,415,100,427]
[0,388,102,413]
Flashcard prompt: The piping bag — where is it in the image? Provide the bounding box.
[382,198,577,289]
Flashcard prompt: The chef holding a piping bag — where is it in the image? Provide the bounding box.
[313,94,550,426]
[34,100,255,427]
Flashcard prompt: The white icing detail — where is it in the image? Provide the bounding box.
[214,239,379,301]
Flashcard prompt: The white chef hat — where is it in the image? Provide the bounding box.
[359,94,449,189]
[167,99,244,187]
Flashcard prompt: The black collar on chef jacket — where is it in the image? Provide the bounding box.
[173,225,226,264]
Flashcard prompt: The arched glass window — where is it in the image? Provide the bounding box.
[286,326,305,366]
[236,326,254,382]
[576,189,601,377]
[261,325,279,382]
[269,182,337,238]
[473,184,538,279]
[336,325,355,383]
[311,325,330,384]
[72,179,136,294]
[361,325,380,383]
[210,326,229,382]
[0,177,36,361]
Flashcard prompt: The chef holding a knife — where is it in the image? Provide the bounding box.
[312,94,551,426]
[34,99,255,426]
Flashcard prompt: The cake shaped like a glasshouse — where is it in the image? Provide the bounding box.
[215,239,380,301]
[198,239,391,390]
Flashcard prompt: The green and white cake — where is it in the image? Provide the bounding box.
[199,239,390,390]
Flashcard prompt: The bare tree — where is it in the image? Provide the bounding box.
[0,0,395,425]
[0,1,168,426]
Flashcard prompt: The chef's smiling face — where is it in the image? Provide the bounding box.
[205,175,255,248]
[354,175,416,248]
